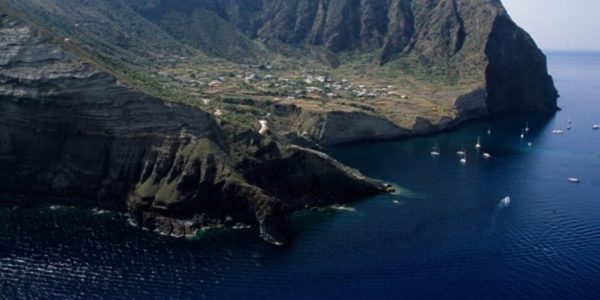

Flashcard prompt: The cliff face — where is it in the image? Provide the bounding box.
[0,0,558,147]
[127,0,471,65]
[485,15,559,113]
[0,15,389,244]
[0,0,560,244]
[127,0,552,71]
[126,0,559,139]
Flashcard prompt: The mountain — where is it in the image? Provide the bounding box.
[0,0,557,243]
[0,13,391,244]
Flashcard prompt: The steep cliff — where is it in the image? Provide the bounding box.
[0,15,390,244]
[134,0,559,114]
[0,0,558,146]
[0,0,559,243]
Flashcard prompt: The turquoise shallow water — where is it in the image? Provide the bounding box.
[1,52,600,299]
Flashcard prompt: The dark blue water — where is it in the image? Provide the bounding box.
[2,52,600,299]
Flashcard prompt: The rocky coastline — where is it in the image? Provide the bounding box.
[0,0,559,245]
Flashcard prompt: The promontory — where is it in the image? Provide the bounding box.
[0,0,557,244]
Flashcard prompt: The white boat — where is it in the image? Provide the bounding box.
[528,142,533,147]
[456,146,466,156]
[483,153,491,159]
[553,129,565,134]
[430,151,441,156]
[475,136,481,149]
[525,121,530,133]
[593,125,600,130]
[567,125,572,130]
[568,178,581,183]
[487,127,492,135]
[460,158,467,164]
[499,196,511,208]
[520,129,525,139]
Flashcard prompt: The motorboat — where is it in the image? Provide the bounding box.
[499,196,511,207]
[431,145,441,156]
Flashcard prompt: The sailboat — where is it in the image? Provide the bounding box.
[460,157,467,164]
[520,129,525,139]
[456,146,466,157]
[593,124,600,130]
[475,136,481,149]
[483,153,491,159]
[525,121,530,133]
[487,127,492,135]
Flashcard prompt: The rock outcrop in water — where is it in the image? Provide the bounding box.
[0,15,389,244]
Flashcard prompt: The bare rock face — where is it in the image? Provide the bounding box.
[124,0,558,139]
[0,0,558,147]
[0,16,389,245]
[485,15,559,113]
[0,0,559,243]
[291,111,410,146]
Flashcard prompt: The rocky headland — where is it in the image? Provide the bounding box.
[0,15,389,244]
[0,0,558,244]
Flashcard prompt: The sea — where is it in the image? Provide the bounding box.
[1,52,600,299]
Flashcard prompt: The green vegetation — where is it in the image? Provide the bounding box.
[0,0,488,130]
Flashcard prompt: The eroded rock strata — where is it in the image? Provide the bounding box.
[0,0,559,244]
[0,16,389,244]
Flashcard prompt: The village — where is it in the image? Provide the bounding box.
[153,62,411,104]
[137,57,467,132]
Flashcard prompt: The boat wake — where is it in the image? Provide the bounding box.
[330,205,357,213]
